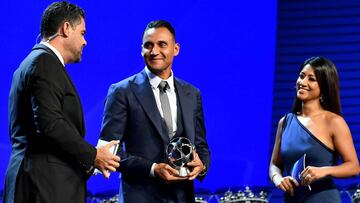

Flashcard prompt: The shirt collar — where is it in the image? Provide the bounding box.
[40,41,65,66]
[145,66,175,90]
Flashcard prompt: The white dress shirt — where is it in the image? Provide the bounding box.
[145,67,178,137]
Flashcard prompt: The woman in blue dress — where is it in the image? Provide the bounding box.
[269,56,360,202]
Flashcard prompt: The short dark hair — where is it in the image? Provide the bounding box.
[292,56,342,115]
[143,20,176,40]
[41,1,85,39]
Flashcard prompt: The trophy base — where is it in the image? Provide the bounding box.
[179,167,190,177]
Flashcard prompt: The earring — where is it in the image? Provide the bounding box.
[320,96,324,103]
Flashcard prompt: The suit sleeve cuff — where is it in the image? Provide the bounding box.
[150,163,156,177]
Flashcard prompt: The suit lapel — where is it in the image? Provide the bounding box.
[175,79,195,141]
[130,70,169,143]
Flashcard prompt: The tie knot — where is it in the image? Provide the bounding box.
[159,81,169,92]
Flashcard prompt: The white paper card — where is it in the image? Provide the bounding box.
[93,139,119,175]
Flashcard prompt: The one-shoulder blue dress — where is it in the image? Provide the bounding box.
[280,113,341,203]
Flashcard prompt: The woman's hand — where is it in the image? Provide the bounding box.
[300,166,328,186]
[273,175,299,196]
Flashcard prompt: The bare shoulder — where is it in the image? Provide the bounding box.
[324,111,348,130]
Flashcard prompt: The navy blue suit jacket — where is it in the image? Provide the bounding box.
[4,44,96,203]
[100,70,210,203]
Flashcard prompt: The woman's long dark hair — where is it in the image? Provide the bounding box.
[291,56,342,116]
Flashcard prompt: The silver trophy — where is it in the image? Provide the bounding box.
[166,137,194,177]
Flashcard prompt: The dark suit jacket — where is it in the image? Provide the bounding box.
[3,44,96,203]
[100,70,210,203]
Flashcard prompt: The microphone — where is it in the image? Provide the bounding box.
[35,33,41,44]
[46,33,63,42]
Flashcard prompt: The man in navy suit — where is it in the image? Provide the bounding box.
[99,20,211,202]
[3,2,120,203]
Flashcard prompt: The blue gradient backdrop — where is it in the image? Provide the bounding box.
[0,0,277,193]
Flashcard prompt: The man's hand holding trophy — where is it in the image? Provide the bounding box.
[166,137,194,177]
[154,137,206,182]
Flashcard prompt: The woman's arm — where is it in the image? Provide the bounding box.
[269,116,299,196]
[301,115,360,185]
[327,116,359,177]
